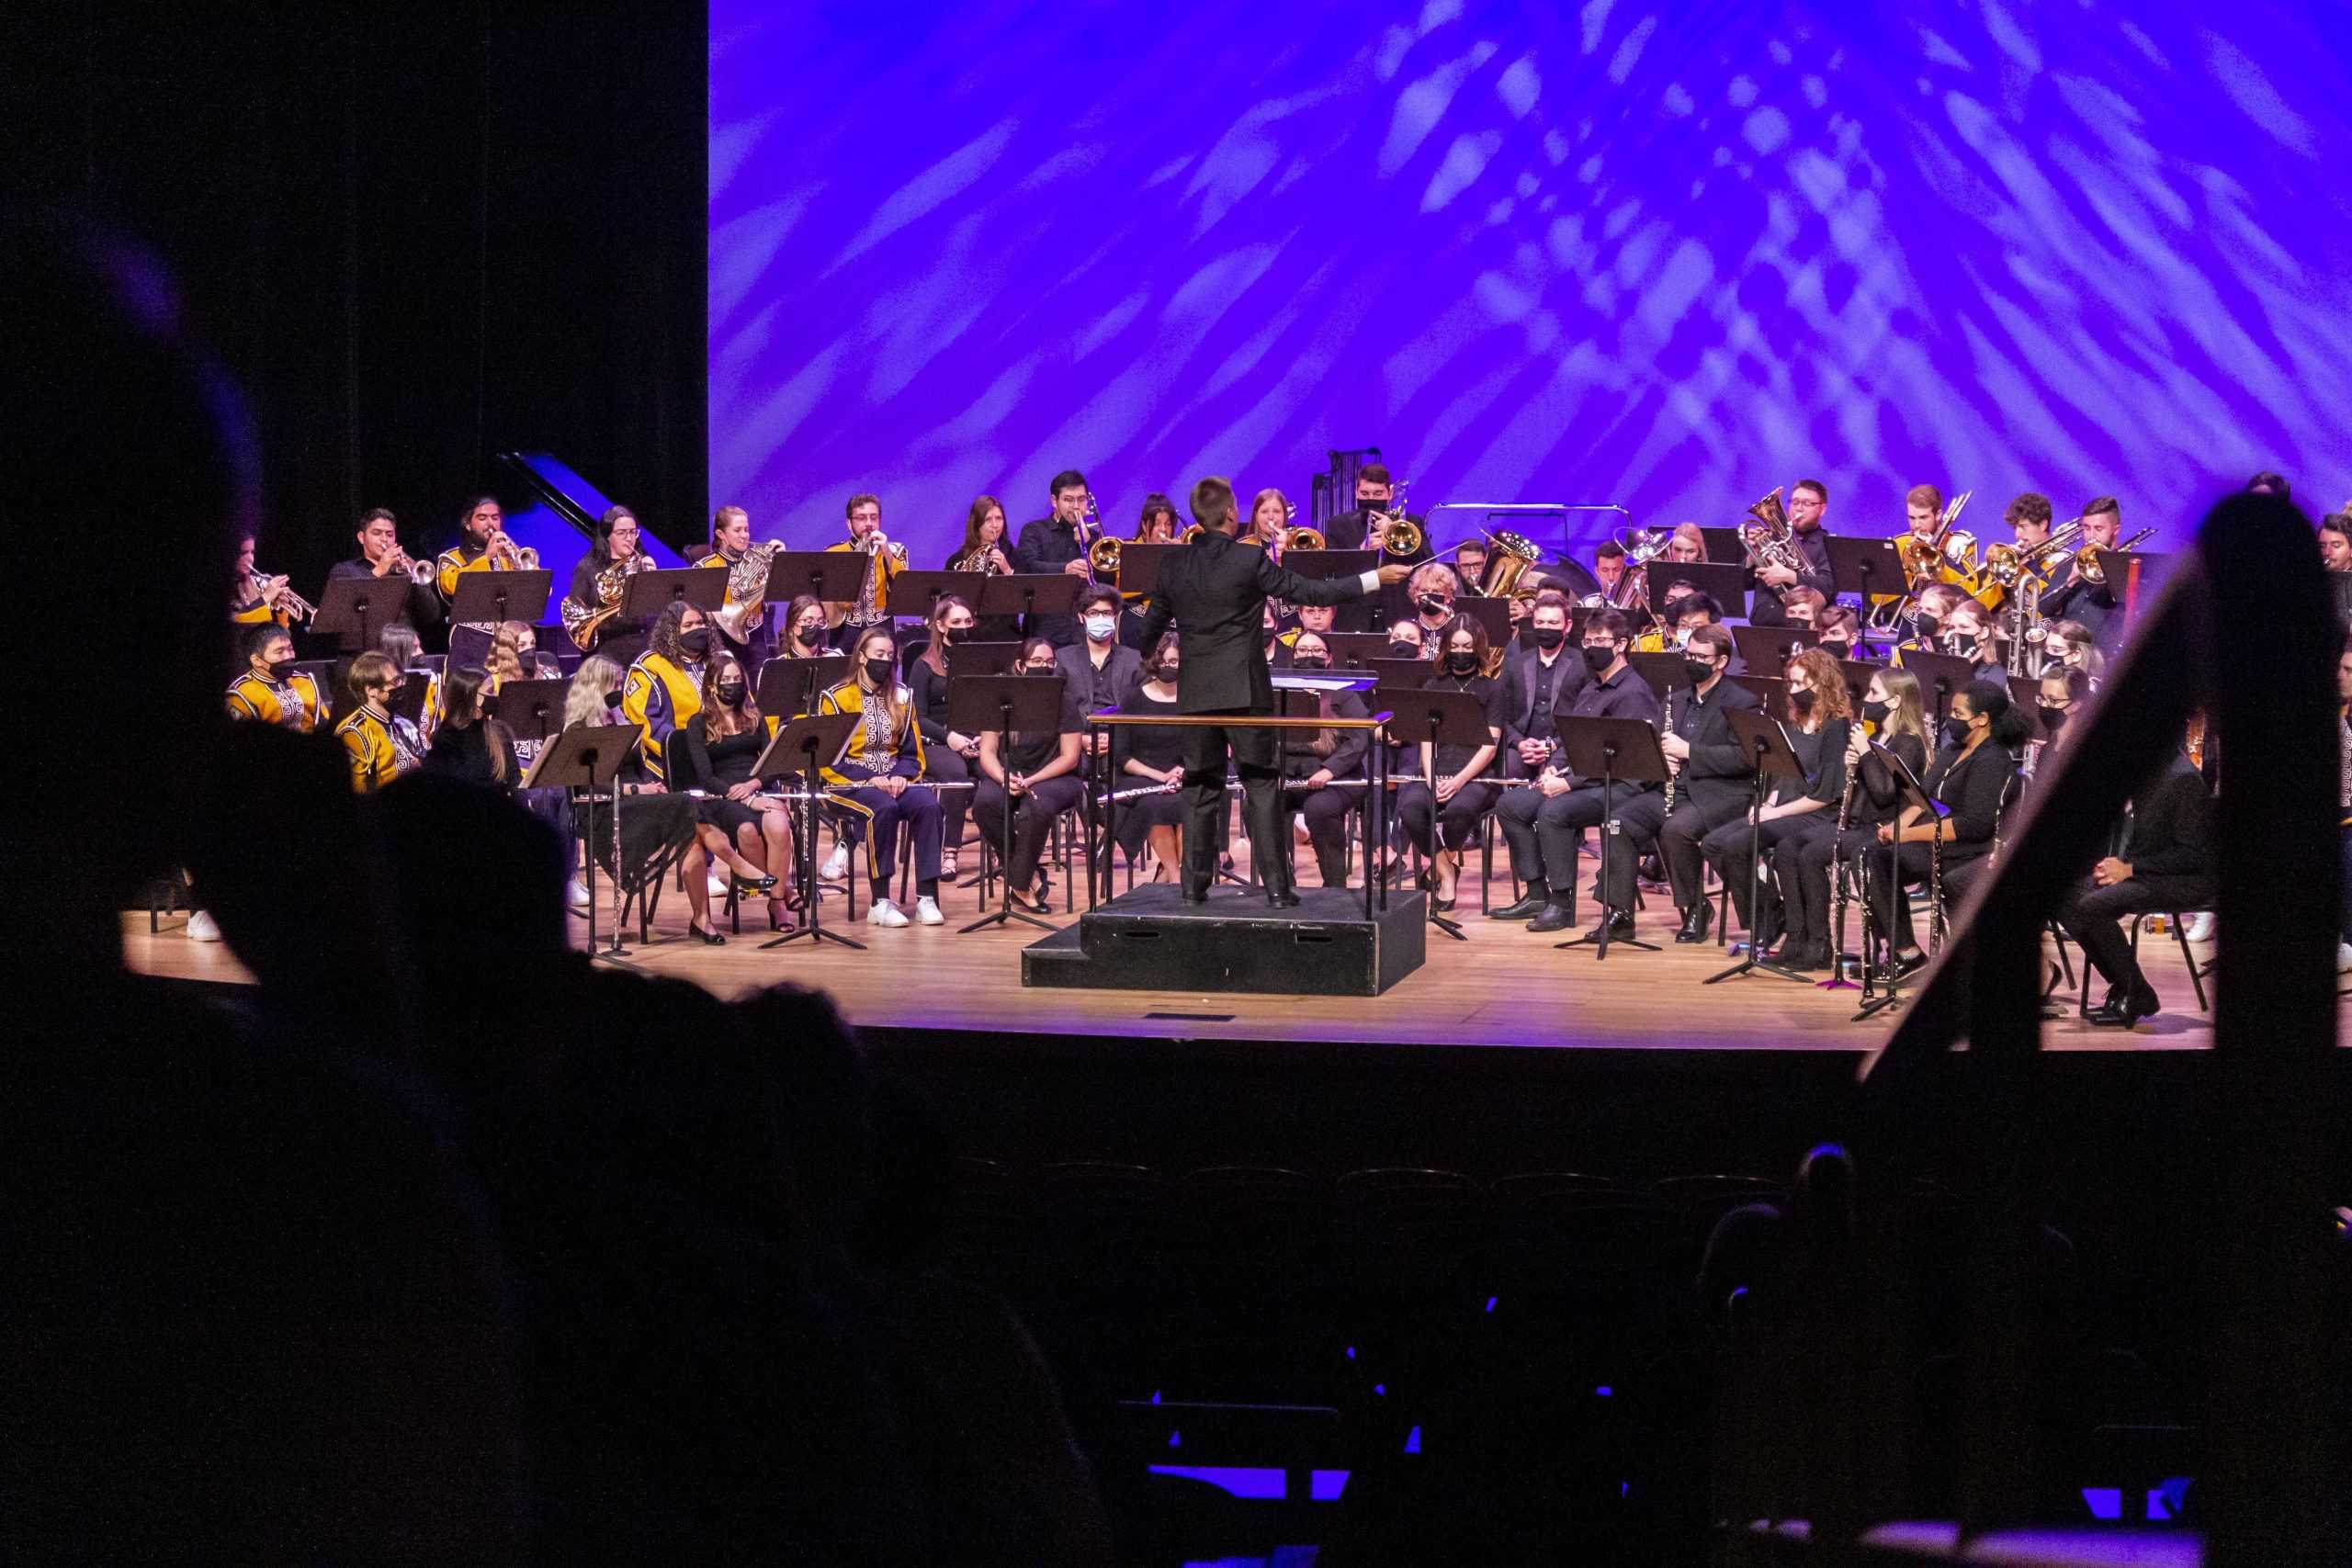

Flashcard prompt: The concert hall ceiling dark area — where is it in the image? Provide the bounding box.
[12,3,708,590]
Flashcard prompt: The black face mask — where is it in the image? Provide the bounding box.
[1446,651,1479,676]
[1293,655,1329,671]
[679,629,712,657]
[1386,641,1419,660]
[1156,664,1179,682]
[1533,626,1566,650]
[936,627,956,646]
[2038,705,2068,736]
[1913,614,1942,640]
[1790,688,1816,716]
[1582,644,1615,674]
[863,657,895,687]
[266,656,299,682]
[716,682,747,706]
[1419,594,1452,618]
[603,688,626,713]
[796,624,823,646]
[1862,699,1890,727]
[1684,658,1717,686]
[1821,639,1849,659]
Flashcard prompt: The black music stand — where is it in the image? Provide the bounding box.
[1550,715,1668,959]
[1643,560,1747,619]
[1704,707,1808,986]
[488,678,570,743]
[750,712,863,951]
[949,674,1069,934]
[947,641,1026,678]
[753,654,849,722]
[978,573,1081,632]
[311,572,410,654]
[886,570,985,621]
[1697,525,1746,564]
[524,721,646,968]
[620,565,728,623]
[1894,649,1978,727]
[1324,633,1399,670]
[1279,548,1378,582]
[1826,535,1905,609]
[1838,659,1882,715]
[1851,746,1942,1022]
[385,666,435,729]
[1725,673,1789,714]
[759,551,870,615]
[1626,650,1690,704]
[2007,675,2049,738]
[2092,549,2169,626]
[1114,543,1183,598]
[1374,686,1490,941]
[1366,656,1432,691]
[1732,623,1820,675]
[447,568,553,636]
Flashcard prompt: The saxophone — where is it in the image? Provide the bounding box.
[561,552,650,650]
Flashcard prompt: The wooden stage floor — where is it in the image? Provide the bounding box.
[124,871,2240,1057]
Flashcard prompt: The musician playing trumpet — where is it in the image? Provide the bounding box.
[327,506,444,637]
[823,491,907,650]
[435,495,518,669]
[231,533,307,626]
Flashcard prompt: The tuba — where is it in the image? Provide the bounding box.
[1477,530,1543,600]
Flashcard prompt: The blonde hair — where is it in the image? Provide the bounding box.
[562,654,624,728]
[1407,561,1463,601]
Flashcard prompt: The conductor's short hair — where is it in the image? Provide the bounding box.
[1190,476,1236,529]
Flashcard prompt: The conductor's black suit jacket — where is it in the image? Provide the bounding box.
[1136,531,1376,717]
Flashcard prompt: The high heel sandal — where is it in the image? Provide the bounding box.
[731,871,777,896]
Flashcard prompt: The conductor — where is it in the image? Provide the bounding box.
[1138,476,1410,907]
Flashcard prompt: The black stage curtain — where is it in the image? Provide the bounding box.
[9,2,708,597]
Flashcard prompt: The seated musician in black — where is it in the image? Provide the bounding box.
[907,593,979,878]
[423,667,519,792]
[2053,728,2214,1027]
[1700,648,1851,964]
[1625,624,1762,941]
[1108,632,1188,884]
[1867,678,2028,978]
[1490,608,1662,936]
[972,638,1085,914]
[1496,590,1590,779]
[670,651,797,929]
[1278,630,1372,890]
[1782,666,1931,971]
[1392,618,1504,909]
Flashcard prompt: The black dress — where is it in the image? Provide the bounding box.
[1109,686,1188,854]
[422,719,518,792]
[675,718,770,840]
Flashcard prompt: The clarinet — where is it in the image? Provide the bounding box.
[1660,692,1679,814]
[1827,730,1864,976]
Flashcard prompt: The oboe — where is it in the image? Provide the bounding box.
[1825,734,1863,985]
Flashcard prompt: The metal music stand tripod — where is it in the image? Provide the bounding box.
[751,712,863,951]
[1551,715,1669,959]
[1704,707,1809,986]
[523,721,648,971]
[1851,750,1941,1022]
[951,672,1070,934]
[1370,685,1491,941]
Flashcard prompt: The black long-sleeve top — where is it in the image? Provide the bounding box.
[2119,752,2213,881]
[1919,739,2018,863]
[1852,730,1929,828]
[1746,526,1835,625]
[1668,676,1765,810]
[1770,717,1851,807]
[908,658,956,743]
[1012,517,1086,646]
[1111,687,1187,775]
[1280,689,1373,778]
[1416,671,1505,779]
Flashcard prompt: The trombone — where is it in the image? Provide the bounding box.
[1366,479,1421,557]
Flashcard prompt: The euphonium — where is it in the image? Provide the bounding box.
[1738,486,1804,574]
[1477,530,1542,599]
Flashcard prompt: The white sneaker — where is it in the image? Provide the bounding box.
[2185,911,2215,943]
[187,908,221,942]
[914,895,944,925]
[566,875,592,913]
[820,845,850,882]
[868,897,910,928]
[708,869,731,898]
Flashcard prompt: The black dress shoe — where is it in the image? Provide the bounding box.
[2085,987,2160,1028]
[1883,949,1928,982]
[1266,887,1301,909]
[1584,908,1635,941]
[1527,902,1576,933]
[1784,941,1827,972]
[1180,882,1209,905]
[1490,891,1548,919]
[1675,904,1712,943]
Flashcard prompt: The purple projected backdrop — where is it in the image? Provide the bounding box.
[710,3,2351,563]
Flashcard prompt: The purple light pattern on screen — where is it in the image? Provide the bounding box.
[711,3,2351,563]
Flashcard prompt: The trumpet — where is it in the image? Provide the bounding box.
[487,528,540,570]
[2074,527,2154,584]
[250,570,316,625]
[389,547,437,587]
